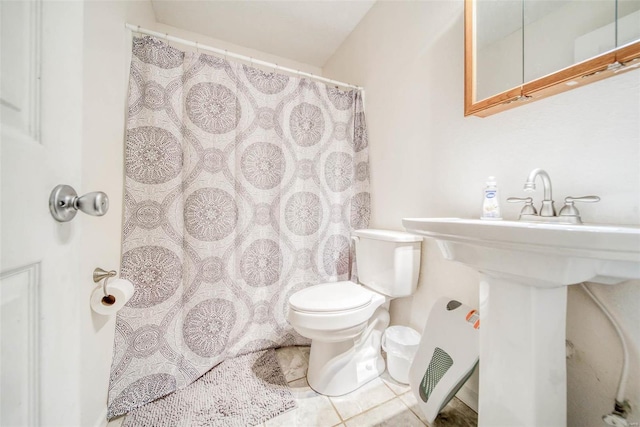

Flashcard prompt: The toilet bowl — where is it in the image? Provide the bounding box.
[287,229,422,396]
[289,281,386,341]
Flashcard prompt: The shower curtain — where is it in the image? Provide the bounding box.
[107,36,370,418]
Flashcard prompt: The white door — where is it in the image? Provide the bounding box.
[1,1,84,425]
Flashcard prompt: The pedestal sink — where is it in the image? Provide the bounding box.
[402,218,640,427]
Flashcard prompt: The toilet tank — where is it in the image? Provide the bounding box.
[353,229,422,297]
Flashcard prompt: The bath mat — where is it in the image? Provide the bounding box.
[121,349,296,427]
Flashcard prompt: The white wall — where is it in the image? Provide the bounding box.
[148,14,322,76]
[323,1,640,425]
[80,3,322,426]
[81,3,157,426]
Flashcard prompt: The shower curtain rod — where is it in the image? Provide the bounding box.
[125,23,364,91]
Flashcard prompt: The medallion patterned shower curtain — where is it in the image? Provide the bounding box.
[106,36,370,418]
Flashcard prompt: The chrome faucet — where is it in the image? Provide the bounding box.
[523,168,556,217]
[508,168,600,224]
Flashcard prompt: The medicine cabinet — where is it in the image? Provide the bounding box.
[465,0,640,117]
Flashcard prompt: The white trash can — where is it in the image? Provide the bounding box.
[382,325,421,384]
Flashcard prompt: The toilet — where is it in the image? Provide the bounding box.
[287,229,422,396]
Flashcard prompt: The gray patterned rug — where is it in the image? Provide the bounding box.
[121,349,295,426]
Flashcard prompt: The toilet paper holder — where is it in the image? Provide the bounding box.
[93,267,117,302]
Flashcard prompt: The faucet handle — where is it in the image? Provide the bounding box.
[564,195,600,204]
[507,197,537,216]
[559,195,600,219]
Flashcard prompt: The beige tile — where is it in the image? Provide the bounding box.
[299,345,311,362]
[106,416,125,427]
[399,392,478,427]
[265,378,342,427]
[275,346,308,382]
[329,377,395,420]
[399,389,429,424]
[380,369,411,395]
[344,398,425,426]
[430,397,478,427]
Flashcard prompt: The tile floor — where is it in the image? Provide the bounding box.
[267,346,478,427]
[107,346,478,427]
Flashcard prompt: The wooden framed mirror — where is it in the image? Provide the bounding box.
[465,0,640,117]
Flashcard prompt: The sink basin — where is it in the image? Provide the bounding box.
[403,218,640,286]
[402,218,640,427]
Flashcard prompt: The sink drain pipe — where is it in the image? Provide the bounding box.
[579,283,631,426]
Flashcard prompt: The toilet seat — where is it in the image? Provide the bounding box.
[289,281,373,313]
[288,282,386,335]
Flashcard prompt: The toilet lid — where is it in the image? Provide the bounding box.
[289,281,373,312]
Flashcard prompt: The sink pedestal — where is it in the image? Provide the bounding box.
[479,275,567,427]
[403,217,640,427]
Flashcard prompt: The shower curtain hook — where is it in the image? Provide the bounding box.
[165,32,170,47]
[195,41,200,54]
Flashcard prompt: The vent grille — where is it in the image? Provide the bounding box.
[419,347,453,403]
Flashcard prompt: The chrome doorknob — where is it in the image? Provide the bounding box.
[49,185,109,222]
[75,191,109,216]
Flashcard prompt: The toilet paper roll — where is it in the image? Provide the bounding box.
[90,278,135,315]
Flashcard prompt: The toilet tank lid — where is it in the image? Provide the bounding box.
[353,229,423,243]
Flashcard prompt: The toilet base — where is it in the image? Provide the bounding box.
[306,307,390,396]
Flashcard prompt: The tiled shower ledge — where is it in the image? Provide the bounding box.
[107,346,478,427]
